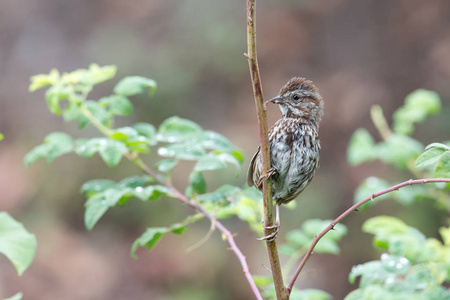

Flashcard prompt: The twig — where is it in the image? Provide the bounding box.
[246,1,286,299]
[78,107,263,299]
[286,178,450,295]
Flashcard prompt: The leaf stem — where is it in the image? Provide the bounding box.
[286,178,450,295]
[246,1,286,299]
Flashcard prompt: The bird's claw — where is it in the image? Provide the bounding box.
[256,167,276,188]
[257,222,280,242]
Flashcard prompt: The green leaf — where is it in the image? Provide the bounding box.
[24,132,74,165]
[347,129,376,166]
[435,152,450,178]
[119,175,153,189]
[3,293,23,300]
[199,131,235,152]
[80,179,117,195]
[98,139,128,167]
[158,141,206,160]
[285,229,310,248]
[439,226,450,246]
[155,159,177,173]
[44,85,71,115]
[29,69,60,92]
[0,212,37,276]
[130,227,168,258]
[425,142,450,151]
[132,185,170,201]
[100,95,133,116]
[84,101,111,128]
[415,147,446,168]
[393,89,441,135]
[354,177,391,205]
[194,152,241,172]
[252,275,273,288]
[86,64,117,85]
[84,188,130,230]
[376,134,423,169]
[189,172,207,194]
[0,133,3,141]
[114,76,157,97]
[63,102,83,122]
[362,216,407,236]
[157,116,202,143]
[197,185,241,203]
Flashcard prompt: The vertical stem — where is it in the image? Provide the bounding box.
[246,1,287,299]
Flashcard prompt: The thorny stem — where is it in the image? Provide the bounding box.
[78,106,263,300]
[286,178,450,295]
[246,0,286,299]
[130,157,264,300]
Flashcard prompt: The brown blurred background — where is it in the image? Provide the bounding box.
[1,1,449,299]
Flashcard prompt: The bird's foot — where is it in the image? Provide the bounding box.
[257,221,280,242]
[256,167,276,188]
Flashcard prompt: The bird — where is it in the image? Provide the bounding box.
[247,77,324,242]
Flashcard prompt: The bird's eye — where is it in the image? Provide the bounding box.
[292,94,301,101]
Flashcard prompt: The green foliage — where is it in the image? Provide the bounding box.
[280,219,347,256]
[26,65,247,259]
[347,89,450,211]
[346,216,450,299]
[416,143,450,178]
[0,212,37,276]
[392,89,441,135]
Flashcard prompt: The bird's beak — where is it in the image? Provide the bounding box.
[269,95,285,104]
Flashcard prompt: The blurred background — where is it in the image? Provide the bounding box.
[1,0,450,299]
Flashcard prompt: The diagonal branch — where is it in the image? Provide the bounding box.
[286,178,450,295]
[246,1,286,299]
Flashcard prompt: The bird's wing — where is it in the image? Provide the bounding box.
[247,147,260,187]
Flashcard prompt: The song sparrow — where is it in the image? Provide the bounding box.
[247,77,324,241]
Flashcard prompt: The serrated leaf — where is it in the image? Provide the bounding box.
[194,152,241,172]
[74,138,102,158]
[197,185,241,203]
[80,179,117,195]
[189,172,207,194]
[0,212,36,276]
[84,188,130,230]
[130,227,167,258]
[415,147,446,168]
[100,95,133,116]
[24,132,74,165]
[157,116,202,143]
[63,102,83,122]
[119,175,153,189]
[347,128,376,166]
[98,139,128,167]
[435,152,450,178]
[29,69,60,92]
[84,101,111,128]
[132,185,170,201]
[155,159,177,173]
[114,76,157,97]
[393,89,441,135]
[199,131,235,152]
[362,216,407,235]
[158,142,206,160]
[44,85,71,115]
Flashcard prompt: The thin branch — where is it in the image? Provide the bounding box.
[78,107,263,300]
[246,1,286,299]
[286,178,450,295]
